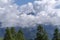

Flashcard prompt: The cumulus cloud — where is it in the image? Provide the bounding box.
[0,0,60,28]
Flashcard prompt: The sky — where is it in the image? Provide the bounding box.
[0,0,60,28]
[14,0,35,5]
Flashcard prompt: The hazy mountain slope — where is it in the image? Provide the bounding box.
[0,25,56,40]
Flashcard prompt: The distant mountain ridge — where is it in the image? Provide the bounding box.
[0,25,56,40]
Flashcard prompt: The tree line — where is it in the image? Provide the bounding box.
[3,25,60,40]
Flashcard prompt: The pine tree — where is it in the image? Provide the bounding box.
[35,25,48,40]
[58,33,60,40]
[10,27,16,40]
[4,27,14,40]
[17,29,25,40]
[52,28,59,40]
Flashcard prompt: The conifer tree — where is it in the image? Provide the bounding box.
[58,33,60,40]
[52,28,59,40]
[10,27,16,40]
[35,25,48,40]
[17,29,25,40]
[4,27,14,40]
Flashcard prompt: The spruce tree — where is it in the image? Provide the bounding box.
[58,33,60,40]
[10,27,16,40]
[35,25,48,40]
[17,29,25,40]
[52,28,59,40]
[4,27,14,40]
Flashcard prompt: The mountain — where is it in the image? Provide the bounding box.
[0,28,5,37]
[43,24,56,39]
[0,24,56,40]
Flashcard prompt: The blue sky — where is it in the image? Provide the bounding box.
[14,0,35,5]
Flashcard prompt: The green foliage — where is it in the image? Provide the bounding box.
[3,27,14,40]
[10,27,16,40]
[16,29,25,40]
[0,38,3,40]
[3,25,60,40]
[3,27,25,40]
[52,28,60,40]
[35,25,48,40]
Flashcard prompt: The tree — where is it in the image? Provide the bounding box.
[10,27,16,40]
[52,28,60,40]
[58,33,60,40]
[17,29,25,40]
[35,25,48,40]
[4,27,14,40]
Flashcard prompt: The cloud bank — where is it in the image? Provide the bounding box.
[0,0,60,28]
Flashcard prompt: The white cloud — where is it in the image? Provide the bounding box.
[0,0,60,28]
[0,0,12,4]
